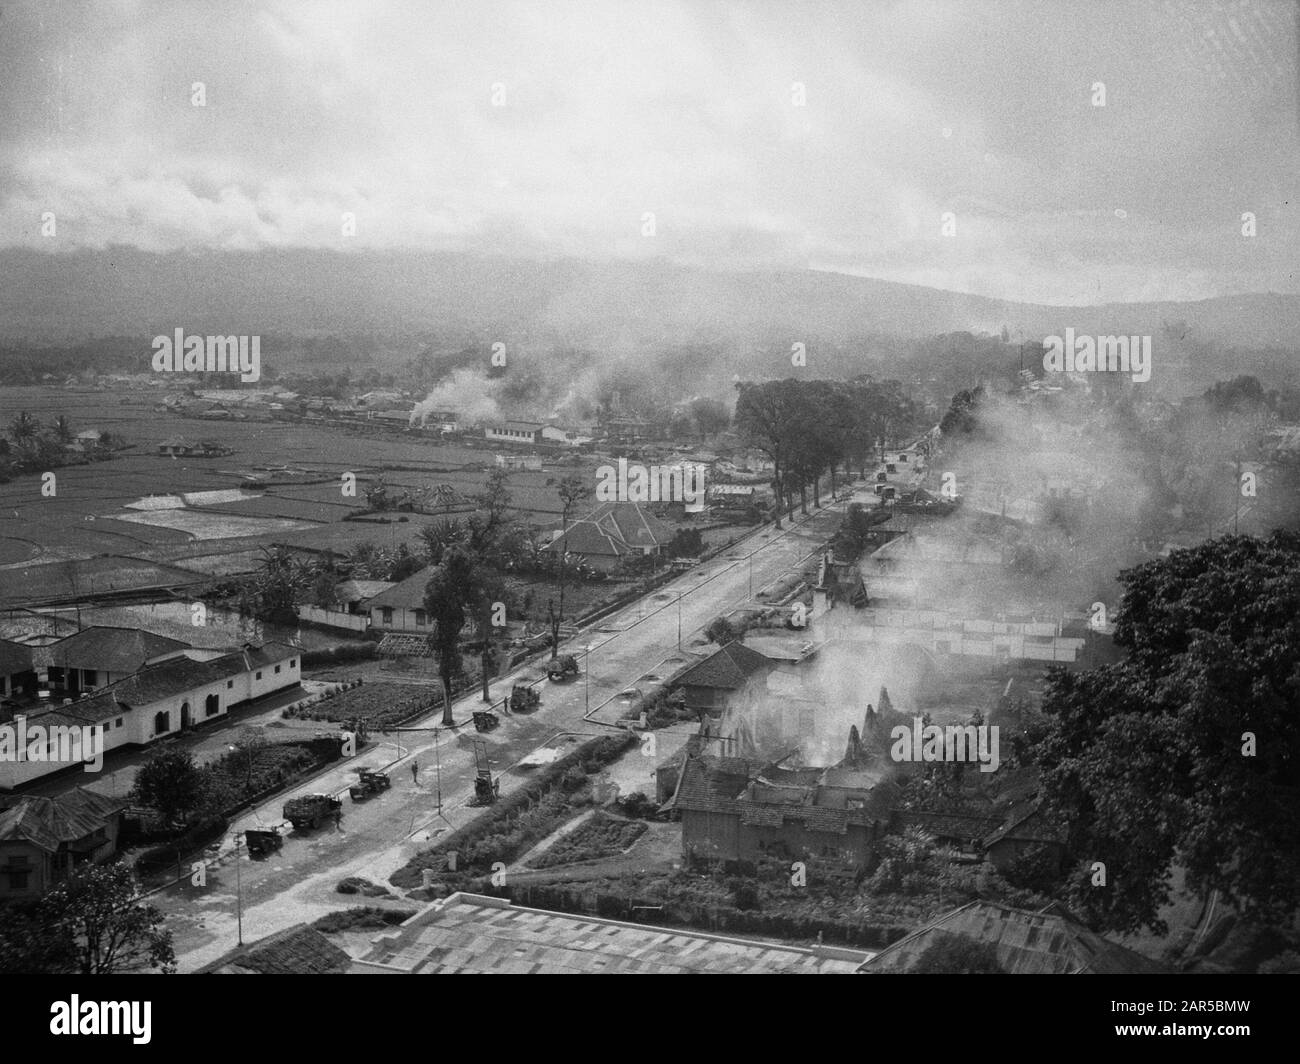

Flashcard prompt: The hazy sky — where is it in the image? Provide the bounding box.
[2,0,1297,304]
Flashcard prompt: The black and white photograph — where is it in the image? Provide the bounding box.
[0,0,1296,1028]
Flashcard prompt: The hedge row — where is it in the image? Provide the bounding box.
[301,642,379,667]
[389,732,637,889]
[490,881,910,950]
[134,815,229,878]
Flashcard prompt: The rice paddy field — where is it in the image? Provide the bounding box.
[0,384,606,606]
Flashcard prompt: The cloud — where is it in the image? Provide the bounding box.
[0,0,1296,302]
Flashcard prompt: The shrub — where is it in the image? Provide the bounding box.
[616,792,660,820]
[729,877,761,911]
[312,907,415,934]
[336,876,390,897]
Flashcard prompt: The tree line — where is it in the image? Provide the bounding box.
[733,377,923,525]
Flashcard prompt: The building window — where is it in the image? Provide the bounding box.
[115,717,123,728]
[205,694,220,717]
[255,671,262,680]
[414,609,427,626]
[382,608,393,625]
[227,680,234,689]
[274,664,281,674]
[289,659,296,668]
[83,669,98,686]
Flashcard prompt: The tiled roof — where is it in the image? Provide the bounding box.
[36,626,191,674]
[355,893,867,974]
[0,787,127,854]
[896,810,1004,842]
[673,755,755,808]
[201,924,352,975]
[546,502,676,557]
[366,568,434,610]
[31,642,298,722]
[593,503,673,549]
[982,803,1064,847]
[673,641,770,691]
[545,520,629,559]
[335,580,395,603]
[858,901,1167,974]
[673,755,897,833]
[0,638,33,675]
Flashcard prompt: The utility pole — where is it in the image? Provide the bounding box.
[481,598,492,702]
[677,593,682,650]
[434,727,442,813]
[234,832,244,946]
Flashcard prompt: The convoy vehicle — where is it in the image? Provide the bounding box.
[547,654,579,682]
[283,793,343,830]
[348,768,391,800]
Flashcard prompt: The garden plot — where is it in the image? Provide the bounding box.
[285,681,438,730]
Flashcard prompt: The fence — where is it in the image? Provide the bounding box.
[298,605,370,632]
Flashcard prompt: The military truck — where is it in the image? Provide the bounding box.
[283,793,343,831]
[509,684,540,713]
[547,654,579,683]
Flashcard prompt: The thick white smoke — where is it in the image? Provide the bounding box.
[409,368,503,428]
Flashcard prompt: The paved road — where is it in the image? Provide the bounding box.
[157,484,866,970]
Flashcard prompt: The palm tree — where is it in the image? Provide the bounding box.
[52,416,75,444]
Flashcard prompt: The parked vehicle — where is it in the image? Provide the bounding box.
[472,710,500,732]
[348,768,391,800]
[509,684,540,713]
[244,825,285,857]
[283,793,343,830]
[547,654,579,682]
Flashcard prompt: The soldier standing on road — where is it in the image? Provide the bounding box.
[411,760,419,786]
[334,805,343,829]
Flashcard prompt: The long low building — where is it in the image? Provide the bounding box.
[350,892,870,974]
[0,642,301,790]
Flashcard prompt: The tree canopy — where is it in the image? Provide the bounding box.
[1032,531,1300,934]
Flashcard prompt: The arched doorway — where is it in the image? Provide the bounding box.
[205,693,220,718]
[180,702,191,730]
[153,711,170,736]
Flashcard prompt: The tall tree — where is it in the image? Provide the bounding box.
[734,380,800,527]
[130,748,205,829]
[1032,532,1300,934]
[550,474,591,653]
[39,864,176,975]
[424,546,491,725]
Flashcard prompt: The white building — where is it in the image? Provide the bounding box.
[0,643,302,789]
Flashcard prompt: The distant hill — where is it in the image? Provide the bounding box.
[1,246,1298,350]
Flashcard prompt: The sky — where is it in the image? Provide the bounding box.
[1,0,1297,305]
